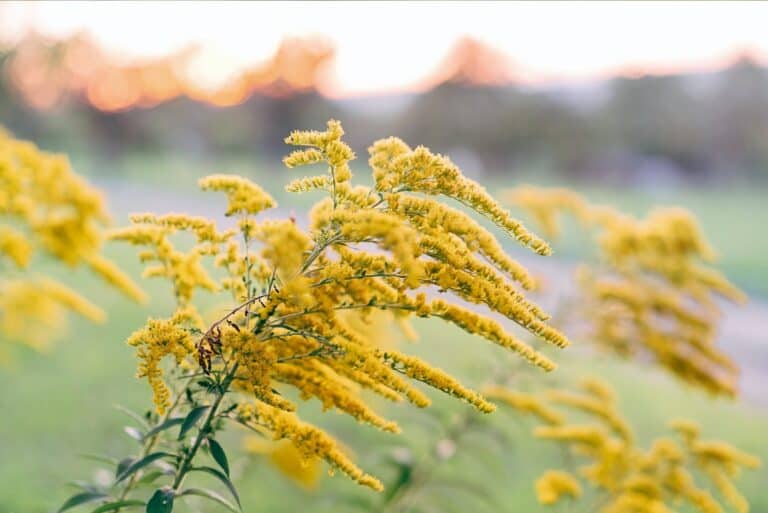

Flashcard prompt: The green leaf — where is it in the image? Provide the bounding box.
[67,481,102,493]
[142,418,185,440]
[57,491,109,513]
[178,406,209,440]
[115,457,136,479]
[124,426,144,442]
[178,488,238,513]
[207,438,230,476]
[114,405,150,428]
[382,464,413,503]
[90,500,145,513]
[188,466,240,508]
[116,452,174,484]
[136,469,167,485]
[80,454,119,466]
[146,488,174,513]
[197,377,216,390]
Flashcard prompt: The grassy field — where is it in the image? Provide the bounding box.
[2,155,767,512]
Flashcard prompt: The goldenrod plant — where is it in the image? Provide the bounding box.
[506,186,745,397]
[50,123,759,513]
[331,186,759,513]
[0,127,144,357]
[58,120,570,512]
[487,378,761,513]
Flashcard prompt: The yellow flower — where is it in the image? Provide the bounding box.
[85,254,148,304]
[0,127,143,353]
[113,120,573,491]
[244,436,322,490]
[0,226,32,267]
[0,278,104,350]
[535,470,582,505]
[505,185,745,397]
[199,174,277,216]
[126,315,195,414]
[238,402,383,491]
[483,386,563,425]
[546,389,633,443]
[495,379,758,513]
[370,141,551,255]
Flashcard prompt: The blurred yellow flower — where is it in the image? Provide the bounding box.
[244,436,322,491]
[506,185,745,397]
[0,127,143,354]
[535,470,582,505]
[496,378,760,513]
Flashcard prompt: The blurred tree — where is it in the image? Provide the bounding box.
[3,34,768,184]
[708,55,768,179]
[599,74,706,176]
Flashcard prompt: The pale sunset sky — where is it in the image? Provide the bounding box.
[1,1,767,97]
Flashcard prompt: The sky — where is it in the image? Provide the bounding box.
[2,1,768,97]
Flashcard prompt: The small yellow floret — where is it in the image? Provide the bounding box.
[535,470,582,505]
[199,174,277,216]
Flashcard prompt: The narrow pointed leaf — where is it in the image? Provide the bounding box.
[114,405,150,428]
[116,452,174,484]
[178,406,208,440]
[146,488,174,513]
[67,481,102,493]
[207,438,230,476]
[136,470,166,485]
[90,500,145,513]
[188,466,241,508]
[124,426,144,442]
[57,491,109,513]
[115,457,135,479]
[179,488,238,513]
[142,418,185,440]
[80,454,119,466]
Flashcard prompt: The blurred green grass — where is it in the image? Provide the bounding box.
[2,156,767,512]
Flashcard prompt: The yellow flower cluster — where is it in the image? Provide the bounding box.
[284,119,354,205]
[238,401,383,490]
[506,186,745,397]
[243,435,322,490]
[505,186,591,238]
[116,120,570,490]
[0,127,144,353]
[0,278,104,351]
[371,137,551,256]
[535,470,582,505]
[125,310,199,414]
[483,385,564,425]
[492,379,760,512]
[199,174,277,216]
[109,213,232,305]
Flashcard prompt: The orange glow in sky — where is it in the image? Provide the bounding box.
[2,1,768,98]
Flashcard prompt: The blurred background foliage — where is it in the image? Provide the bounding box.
[3,35,768,186]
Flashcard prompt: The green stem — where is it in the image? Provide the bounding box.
[382,413,477,513]
[299,231,343,274]
[330,163,338,209]
[116,376,192,506]
[171,364,239,491]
